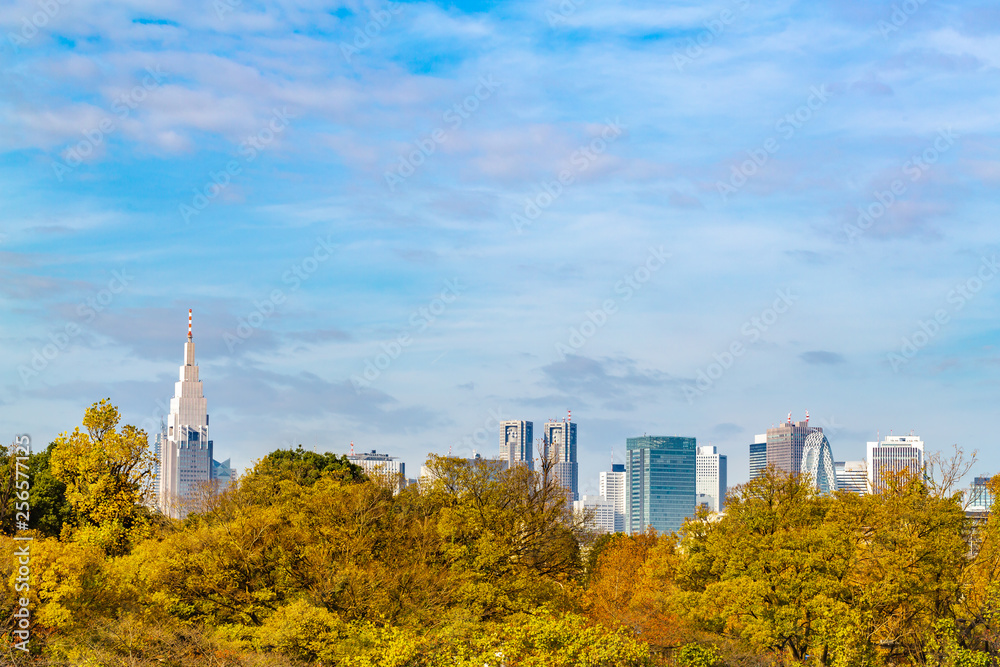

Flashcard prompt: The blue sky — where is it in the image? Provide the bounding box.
[2,0,999,495]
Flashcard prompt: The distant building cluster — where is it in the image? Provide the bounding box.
[145,314,992,530]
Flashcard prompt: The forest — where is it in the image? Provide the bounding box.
[1,399,998,666]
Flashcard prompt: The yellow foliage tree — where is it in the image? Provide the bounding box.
[50,399,156,555]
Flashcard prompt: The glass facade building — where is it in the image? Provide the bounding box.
[749,434,767,480]
[767,418,822,474]
[626,436,697,534]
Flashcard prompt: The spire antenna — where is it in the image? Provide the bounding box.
[188,309,193,340]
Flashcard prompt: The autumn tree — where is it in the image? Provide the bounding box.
[50,399,156,555]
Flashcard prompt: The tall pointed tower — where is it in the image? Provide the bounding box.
[158,309,213,518]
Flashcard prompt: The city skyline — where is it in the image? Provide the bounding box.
[3,1,999,499]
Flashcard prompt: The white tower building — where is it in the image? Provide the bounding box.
[696,445,727,513]
[599,463,626,532]
[867,434,924,493]
[573,495,617,534]
[159,310,214,518]
[835,460,867,495]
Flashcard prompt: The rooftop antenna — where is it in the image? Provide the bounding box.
[805,410,810,425]
[567,409,571,423]
[787,412,792,425]
[188,309,193,340]
[350,441,355,456]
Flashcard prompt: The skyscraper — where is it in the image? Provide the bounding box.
[159,310,214,518]
[835,460,867,495]
[867,434,924,493]
[626,435,696,534]
[696,445,727,512]
[968,476,994,513]
[500,420,533,470]
[800,432,836,494]
[600,463,626,532]
[543,415,578,500]
[766,414,821,474]
[749,433,767,480]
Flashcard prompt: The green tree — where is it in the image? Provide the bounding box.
[50,399,156,555]
[29,443,73,538]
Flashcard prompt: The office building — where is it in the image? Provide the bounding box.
[968,476,994,513]
[835,461,867,495]
[800,432,836,494]
[573,495,617,534]
[766,413,822,474]
[212,458,234,490]
[543,414,578,500]
[158,311,229,518]
[500,420,533,470]
[866,434,924,493]
[599,463,626,532]
[348,449,405,479]
[696,445,727,512]
[749,433,767,480]
[626,435,697,535]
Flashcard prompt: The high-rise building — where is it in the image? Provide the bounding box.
[152,419,166,501]
[599,463,626,532]
[159,310,223,518]
[626,435,697,535]
[573,495,617,534]
[835,460,867,495]
[696,445,727,512]
[866,434,924,493]
[749,433,767,480]
[543,415,578,501]
[766,414,822,474]
[212,458,234,490]
[800,432,836,494]
[967,476,994,513]
[500,420,533,470]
